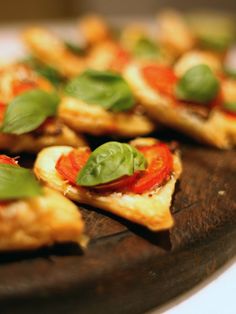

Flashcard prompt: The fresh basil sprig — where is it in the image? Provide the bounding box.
[64,70,135,112]
[175,64,220,104]
[1,89,60,135]
[77,141,147,187]
[133,37,160,60]
[223,102,236,113]
[0,164,42,200]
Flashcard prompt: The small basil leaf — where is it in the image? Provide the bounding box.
[133,37,160,60]
[1,89,60,135]
[65,41,86,55]
[223,102,236,113]
[77,141,147,187]
[175,64,220,104]
[64,69,135,112]
[0,164,42,200]
[22,56,64,87]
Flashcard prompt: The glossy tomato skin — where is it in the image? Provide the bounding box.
[141,64,178,97]
[129,143,173,194]
[0,155,18,166]
[56,148,90,185]
[92,172,140,192]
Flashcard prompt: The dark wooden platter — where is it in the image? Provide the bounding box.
[0,132,235,314]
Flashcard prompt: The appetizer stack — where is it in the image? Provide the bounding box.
[0,10,235,251]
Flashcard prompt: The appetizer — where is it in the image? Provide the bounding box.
[23,27,87,77]
[0,155,86,251]
[34,138,182,231]
[59,69,154,137]
[124,61,236,148]
[0,88,86,153]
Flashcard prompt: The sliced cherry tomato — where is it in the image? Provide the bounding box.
[56,148,91,185]
[141,64,178,97]
[92,172,140,192]
[12,81,36,96]
[110,46,131,72]
[129,143,173,194]
[0,102,6,122]
[0,155,18,166]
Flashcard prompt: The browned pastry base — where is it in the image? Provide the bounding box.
[59,97,155,137]
[0,124,87,153]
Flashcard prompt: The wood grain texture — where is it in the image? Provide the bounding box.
[0,136,235,314]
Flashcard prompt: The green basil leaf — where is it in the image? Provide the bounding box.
[1,89,60,135]
[175,64,220,104]
[64,70,135,112]
[77,141,147,187]
[133,37,160,60]
[0,164,42,200]
[22,56,64,87]
[65,41,86,55]
[223,102,236,113]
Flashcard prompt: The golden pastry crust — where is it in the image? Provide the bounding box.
[124,63,236,149]
[34,138,182,231]
[0,123,87,153]
[23,27,87,77]
[0,187,86,251]
[59,96,155,137]
[79,15,111,46]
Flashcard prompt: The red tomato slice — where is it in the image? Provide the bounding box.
[13,81,36,96]
[0,102,6,122]
[0,155,18,166]
[129,143,173,194]
[56,148,91,185]
[92,172,140,192]
[141,64,178,97]
[110,46,131,72]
